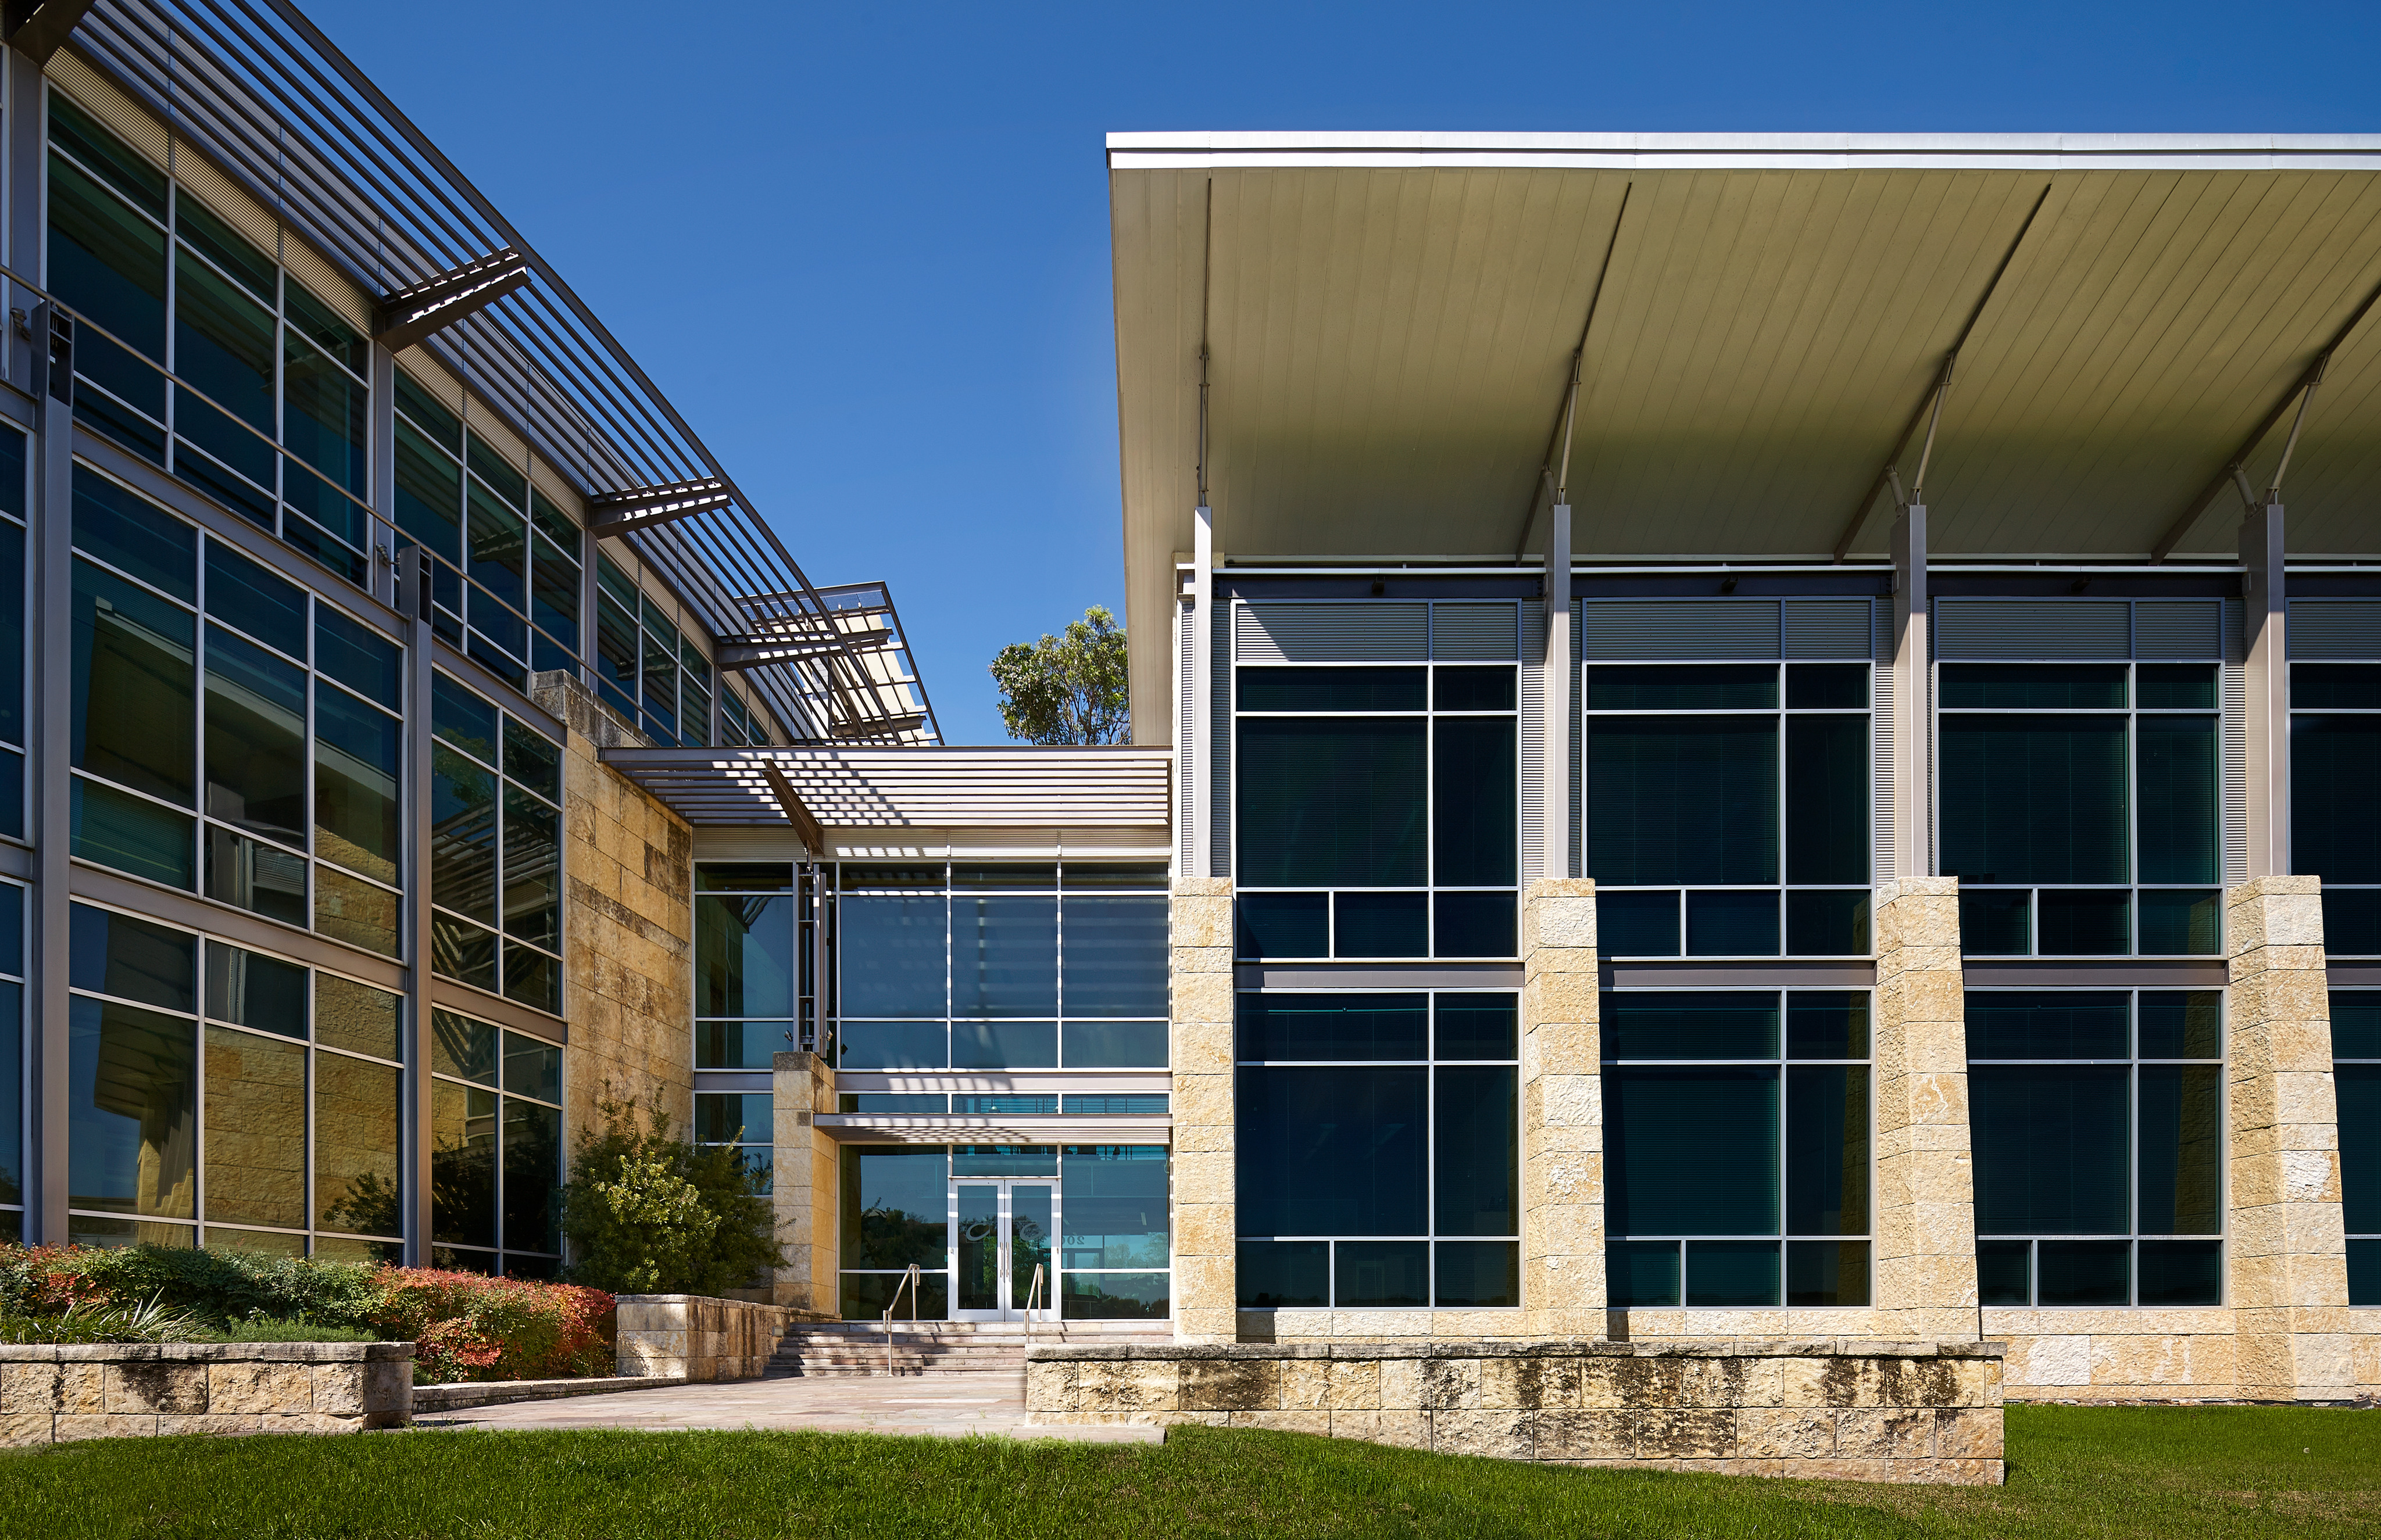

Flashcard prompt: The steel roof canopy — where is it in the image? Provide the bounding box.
[1110,133,2381,742]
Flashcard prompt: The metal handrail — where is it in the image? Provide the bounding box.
[881,1263,920,1376]
[1023,1263,1046,1348]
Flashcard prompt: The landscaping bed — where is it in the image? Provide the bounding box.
[0,1404,2373,1538]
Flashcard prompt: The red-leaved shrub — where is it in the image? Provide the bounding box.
[364,1270,614,1384]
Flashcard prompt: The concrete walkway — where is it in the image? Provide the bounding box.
[414,1371,1158,1444]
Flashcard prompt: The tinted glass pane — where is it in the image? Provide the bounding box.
[2293,715,2381,883]
[1434,667,1515,711]
[952,864,1054,891]
[1435,717,1515,886]
[432,674,499,763]
[1686,890,1778,956]
[1435,995,1517,1060]
[1063,864,1169,890]
[1608,1239,1680,1306]
[1686,1240,1779,1307]
[1597,890,1678,955]
[1235,893,1326,958]
[2138,664,2216,709]
[202,1025,305,1228]
[2137,1240,2221,1306]
[838,1020,946,1069]
[1335,1240,1428,1307]
[1976,1239,2030,1305]
[2138,890,2221,956]
[1236,994,1427,1061]
[1236,667,1423,712]
[1786,1065,1869,1237]
[1588,718,1777,884]
[1434,1066,1516,1235]
[1237,1241,1328,1306]
[698,864,795,892]
[1967,992,2129,1059]
[1939,716,2127,884]
[1786,664,1867,709]
[530,535,580,649]
[394,420,462,561]
[951,1019,1057,1069]
[72,557,195,803]
[67,998,194,1217]
[314,688,399,884]
[1237,719,1425,886]
[695,1092,772,1145]
[952,1144,1056,1177]
[2357,1240,2381,1308]
[696,895,794,1018]
[1787,1240,1871,1307]
[314,974,402,1062]
[1786,992,1869,1060]
[954,897,1057,1016]
[2137,991,2222,1059]
[2329,891,2381,958]
[1060,1020,1167,1068]
[1604,1066,1778,1234]
[49,157,166,416]
[203,626,306,846]
[1588,664,1775,710]
[52,97,167,218]
[314,866,398,959]
[2038,889,2130,956]
[1960,889,2030,955]
[2137,715,2217,884]
[176,197,273,300]
[204,826,305,926]
[1433,890,1515,959]
[314,1052,399,1236]
[841,864,943,890]
[467,485,526,613]
[2339,1065,2381,1237]
[2296,664,2381,710]
[203,543,305,662]
[504,721,561,804]
[203,942,306,1038]
[71,779,193,889]
[840,896,944,1017]
[1236,1066,1426,1235]
[1060,1146,1167,1269]
[431,1010,498,1085]
[1939,664,2126,709]
[1604,993,1778,1061]
[0,519,23,752]
[430,746,497,924]
[2137,1063,2222,1234]
[1433,1240,1518,1307]
[316,610,401,711]
[285,281,366,377]
[1785,714,1867,884]
[430,1080,495,1248]
[500,785,560,948]
[1334,890,1426,958]
[175,249,273,445]
[698,1021,793,1069]
[69,901,195,1012]
[1060,897,1167,1016]
[1969,1065,2129,1233]
[2036,1240,2129,1306]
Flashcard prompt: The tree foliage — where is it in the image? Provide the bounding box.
[558,1093,780,1297]
[989,605,1129,744]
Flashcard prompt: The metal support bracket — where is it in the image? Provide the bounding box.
[585,477,733,537]
[374,249,530,353]
[716,627,895,672]
[3,0,97,65]
[757,760,827,855]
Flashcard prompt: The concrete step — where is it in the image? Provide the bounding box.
[765,1321,1171,1377]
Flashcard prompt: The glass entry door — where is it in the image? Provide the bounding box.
[952,1180,1055,1321]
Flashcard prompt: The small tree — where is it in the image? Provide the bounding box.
[559,1093,780,1296]
[989,605,1129,744]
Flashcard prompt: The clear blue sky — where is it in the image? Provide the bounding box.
[306,0,2377,744]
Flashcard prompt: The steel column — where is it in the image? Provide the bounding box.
[398,548,436,1262]
[1542,505,1572,879]
[2240,504,2288,878]
[27,302,68,1242]
[1189,504,1213,879]
[1890,506,1932,880]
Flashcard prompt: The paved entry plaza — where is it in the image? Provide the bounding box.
[415,1375,1157,1442]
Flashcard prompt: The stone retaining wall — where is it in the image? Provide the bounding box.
[615,1294,789,1381]
[1027,1340,2005,1484]
[415,1374,677,1412]
[0,1342,412,1444]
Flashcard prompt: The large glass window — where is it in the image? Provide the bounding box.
[392,374,585,689]
[430,1008,562,1275]
[0,882,23,1241]
[1941,663,2221,957]
[1588,663,1871,959]
[1968,990,2222,1306]
[1235,664,1517,961]
[66,901,402,1256]
[1601,991,1871,1308]
[1235,992,1518,1310]
[2293,664,2381,957]
[430,675,563,1012]
[830,862,1170,1072]
[2337,991,2381,1306]
[839,1144,952,1319]
[48,91,377,586]
[69,468,405,952]
[590,554,762,747]
[0,429,24,842]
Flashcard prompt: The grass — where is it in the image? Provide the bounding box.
[0,1405,2374,1539]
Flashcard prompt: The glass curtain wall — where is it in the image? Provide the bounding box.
[595,555,752,747]
[694,862,820,1067]
[0,430,24,839]
[1235,992,1519,1310]
[1602,991,1872,1308]
[836,862,1169,1072]
[1235,664,1517,961]
[1940,664,2221,957]
[2337,991,2380,1306]
[1588,664,1871,957]
[2292,664,2381,956]
[65,900,403,1255]
[838,1143,1170,1321]
[694,1091,774,1190]
[428,1008,562,1274]
[47,92,376,586]
[1967,990,2223,1306]
[430,674,563,1012]
[70,467,405,955]
[392,373,584,690]
[0,883,22,1240]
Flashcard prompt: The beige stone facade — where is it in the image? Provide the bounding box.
[1170,878,1236,1342]
[0,1343,412,1445]
[771,1050,840,1313]
[1026,1340,2006,1483]
[1872,879,1980,1342]
[1522,879,1603,1335]
[534,675,696,1144]
[613,1295,792,1381]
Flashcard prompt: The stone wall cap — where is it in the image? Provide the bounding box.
[1026,1338,2002,1363]
[0,1340,412,1362]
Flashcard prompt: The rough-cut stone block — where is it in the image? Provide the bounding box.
[1332,1409,1430,1449]
[1228,1409,1330,1435]
[1181,1358,1278,1411]
[207,1362,312,1415]
[159,1413,267,1437]
[1432,1410,1534,1459]
[107,1362,208,1415]
[56,1414,152,1441]
[1733,1408,1835,1459]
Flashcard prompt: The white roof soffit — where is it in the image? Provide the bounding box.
[1109,132,2381,736]
[600,747,1174,830]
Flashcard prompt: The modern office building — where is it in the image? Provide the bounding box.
[9,2,2381,1408]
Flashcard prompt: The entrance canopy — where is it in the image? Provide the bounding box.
[1109,134,2381,732]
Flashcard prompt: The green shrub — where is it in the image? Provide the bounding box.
[191,1319,381,1344]
[559,1094,780,1296]
[0,1294,198,1344]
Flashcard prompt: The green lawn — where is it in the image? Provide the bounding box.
[0,1405,2375,1539]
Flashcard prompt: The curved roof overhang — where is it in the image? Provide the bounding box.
[1110,133,2381,740]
